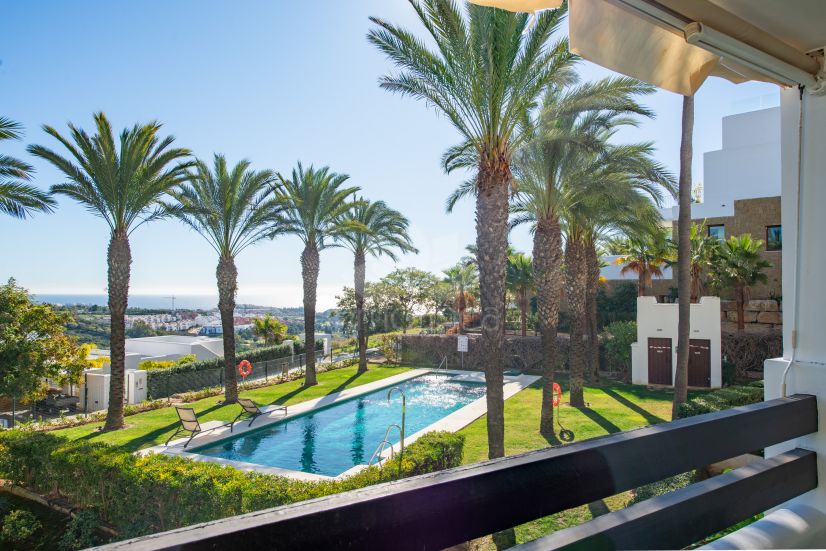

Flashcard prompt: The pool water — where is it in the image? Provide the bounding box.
[192,373,485,476]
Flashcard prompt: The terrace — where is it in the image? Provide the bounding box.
[96,1,826,549]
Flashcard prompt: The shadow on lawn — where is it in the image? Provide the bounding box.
[576,406,622,434]
[600,387,666,425]
[74,403,227,453]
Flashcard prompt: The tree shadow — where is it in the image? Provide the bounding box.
[327,372,365,396]
[587,499,610,518]
[601,387,666,425]
[576,406,622,434]
[271,385,311,406]
[75,403,228,452]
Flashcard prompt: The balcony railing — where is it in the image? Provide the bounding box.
[98,394,816,550]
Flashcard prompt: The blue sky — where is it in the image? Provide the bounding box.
[0,1,779,309]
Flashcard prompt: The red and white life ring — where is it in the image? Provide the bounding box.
[238,360,252,378]
[552,382,562,407]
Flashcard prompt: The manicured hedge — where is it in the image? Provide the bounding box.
[0,430,464,539]
[676,381,764,419]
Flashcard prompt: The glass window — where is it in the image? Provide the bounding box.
[707,225,725,241]
[767,225,782,251]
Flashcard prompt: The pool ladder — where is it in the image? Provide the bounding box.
[367,387,407,472]
[437,355,448,370]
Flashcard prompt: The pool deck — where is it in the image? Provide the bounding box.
[140,368,539,481]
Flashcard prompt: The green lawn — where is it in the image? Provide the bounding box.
[458,378,689,549]
[55,365,410,451]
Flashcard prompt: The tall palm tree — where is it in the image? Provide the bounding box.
[338,198,417,373]
[506,252,534,336]
[673,94,694,419]
[370,1,577,458]
[169,155,279,402]
[710,234,772,331]
[443,262,479,334]
[511,81,669,431]
[614,229,674,297]
[28,113,192,430]
[0,117,55,219]
[272,163,360,387]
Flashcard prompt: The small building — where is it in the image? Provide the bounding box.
[631,296,722,389]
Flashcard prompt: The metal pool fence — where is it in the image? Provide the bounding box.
[146,349,339,399]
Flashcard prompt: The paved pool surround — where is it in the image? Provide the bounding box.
[140,369,539,481]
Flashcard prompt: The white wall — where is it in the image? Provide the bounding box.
[763,88,826,513]
[663,107,781,221]
[124,337,223,361]
[631,296,722,388]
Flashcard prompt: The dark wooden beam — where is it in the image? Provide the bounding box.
[99,395,816,551]
[516,449,817,551]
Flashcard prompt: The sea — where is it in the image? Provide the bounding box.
[34,294,221,310]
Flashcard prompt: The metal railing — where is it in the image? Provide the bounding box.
[96,394,817,550]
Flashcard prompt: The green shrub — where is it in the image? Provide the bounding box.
[1,509,42,543]
[59,510,99,550]
[139,354,197,371]
[601,321,637,377]
[0,430,463,539]
[677,381,764,419]
[721,357,737,387]
[630,472,695,505]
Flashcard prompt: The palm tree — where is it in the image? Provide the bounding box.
[338,198,417,373]
[169,154,279,402]
[443,262,479,335]
[673,94,694,420]
[506,252,534,336]
[0,117,55,219]
[688,222,720,302]
[370,1,577,458]
[710,234,772,331]
[28,113,192,430]
[614,229,674,297]
[252,314,288,346]
[511,81,671,430]
[272,163,360,387]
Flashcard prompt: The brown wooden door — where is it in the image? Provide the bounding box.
[688,339,711,388]
[648,338,673,385]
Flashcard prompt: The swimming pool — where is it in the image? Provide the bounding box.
[191,373,485,477]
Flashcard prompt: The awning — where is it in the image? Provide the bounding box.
[468,0,562,12]
[469,0,823,95]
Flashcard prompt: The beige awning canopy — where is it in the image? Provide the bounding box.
[468,0,562,12]
[469,0,823,95]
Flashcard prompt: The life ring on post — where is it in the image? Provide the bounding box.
[238,360,252,378]
[552,382,562,407]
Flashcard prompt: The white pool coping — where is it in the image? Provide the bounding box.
[140,368,539,482]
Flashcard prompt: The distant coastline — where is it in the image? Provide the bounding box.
[32,294,302,311]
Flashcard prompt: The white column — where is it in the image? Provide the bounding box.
[764,87,826,512]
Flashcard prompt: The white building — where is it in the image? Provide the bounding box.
[660,106,781,221]
[630,297,722,388]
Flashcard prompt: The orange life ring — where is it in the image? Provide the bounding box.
[238,360,252,378]
[552,382,562,407]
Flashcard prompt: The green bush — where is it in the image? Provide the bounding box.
[139,354,197,371]
[630,472,695,505]
[1,509,42,544]
[601,321,637,377]
[59,510,99,550]
[0,430,464,539]
[677,381,764,419]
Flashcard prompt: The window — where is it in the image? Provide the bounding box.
[767,225,782,251]
[707,224,725,241]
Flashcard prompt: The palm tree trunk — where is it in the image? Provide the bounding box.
[735,282,746,331]
[476,158,510,459]
[566,236,587,408]
[217,255,238,402]
[535,216,563,436]
[519,289,527,337]
[354,248,368,373]
[672,94,694,420]
[302,242,320,387]
[102,232,130,431]
[586,242,600,382]
[638,270,647,297]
